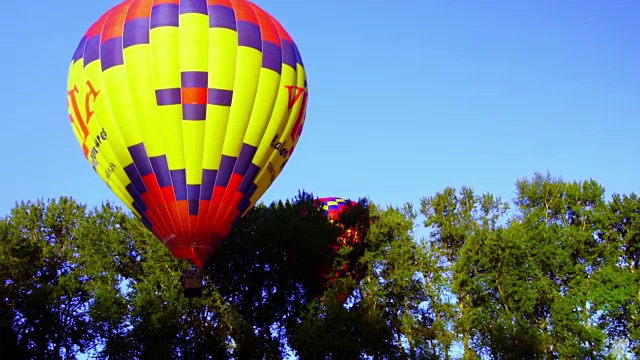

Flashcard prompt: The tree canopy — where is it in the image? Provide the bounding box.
[1,172,638,359]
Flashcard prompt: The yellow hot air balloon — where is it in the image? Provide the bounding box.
[67,0,308,270]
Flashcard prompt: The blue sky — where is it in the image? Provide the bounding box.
[0,0,638,218]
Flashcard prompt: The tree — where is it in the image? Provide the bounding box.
[421,172,639,359]
[0,198,92,359]
[600,192,640,355]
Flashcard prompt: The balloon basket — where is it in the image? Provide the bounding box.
[183,267,203,298]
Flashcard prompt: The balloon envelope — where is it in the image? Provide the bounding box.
[319,197,354,222]
[67,0,308,269]
[315,197,367,302]
[318,197,361,243]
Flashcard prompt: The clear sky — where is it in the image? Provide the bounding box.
[0,0,638,218]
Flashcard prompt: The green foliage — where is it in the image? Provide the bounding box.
[0,198,91,359]
[0,173,638,359]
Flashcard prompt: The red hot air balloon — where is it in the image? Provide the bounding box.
[314,197,369,304]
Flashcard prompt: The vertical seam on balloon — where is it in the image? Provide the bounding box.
[207,0,263,241]
[148,0,184,248]
[163,0,189,248]
[193,1,210,251]
[175,0,190,249]
[73,39,124,208]
[203,0,241,250]
[99,4,156,234]
[192,0,211,255]
[194,2,237,257]
[177,0,194,253]
[72,44,117,198]
[124,0,179,245]
[89,6,159,238]
[93,7,138,229]
[112,0,173,241]
[216,3,284,230]
[242,20,304,216]
[73,32,140,239]
[254,20,303,195]
[141,0,180,246]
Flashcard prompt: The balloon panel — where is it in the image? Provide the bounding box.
[67,0,308,268]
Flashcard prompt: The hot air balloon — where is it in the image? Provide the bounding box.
[314,197,369,304]
[67,0,308,296]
